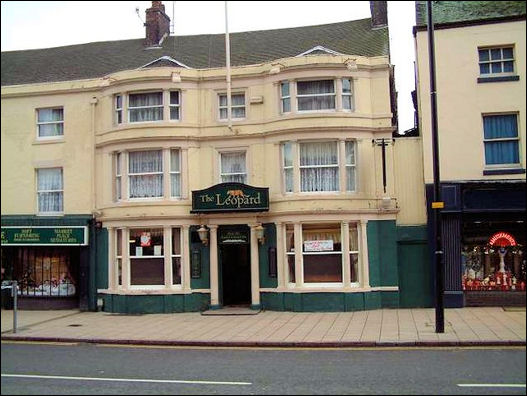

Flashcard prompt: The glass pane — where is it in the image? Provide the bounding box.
[129,92,163,107]
[172,228,181,255]
[345,141,355,165]
[38,108,63,122]
[219,95,227,107]
[129,228,163,256]
[479,63,490,74]
[484,141,519,165]
[38,192,63,212]
[115,95,122,109]
[297,80,334,95]
[503,61,513,73]
[349,224,359,251]
[342,96,352,110]
[172,257,181,285]
[232,107,246,118]
[346,167,356,192]
[116,229,122,256]
[350,253,358,283]
[283,142,293,167]
[282,98,291,113]
[298,96,335,111]
[130,257,164,285]
[301,167,339,192]
[129,151,163,173]
[302,223,341,250]
[116,153,121,174]
[115,177,121,200]
[37,168,62,190]
[284,168,293,192]
[220,108,228,119]
[491,63,502,73]
[129,174,163,198]
[303,254,342,282]
[502,47,513,59]
[170,149,180,172]
[171,174,181,197]
[170,107,179,120]
[117,258,122,286]
[286,225,295,252]
[490,48,501,60]
[478,49,489,62]
[300,142,338,166]
[232,94,245,106]
[129,107,163,122]
[342,78,352,93]
[221,152,246,173]
[483,115,518,139]
[221,174,247,183]
[38,123,63,137]
[117,110,122,124]
[288,255,295,283]
[170,91,179,105]
[281,82,290,97]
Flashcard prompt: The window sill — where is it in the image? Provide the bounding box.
[483,168,525,175]
[477,75,519,83]
[33,138,65,145]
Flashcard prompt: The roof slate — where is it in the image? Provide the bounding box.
[1,18,388,87]
[415,1,526,26]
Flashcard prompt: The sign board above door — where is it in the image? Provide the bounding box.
[191,183,269,213]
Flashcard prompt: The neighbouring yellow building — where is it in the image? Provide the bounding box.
[414,1,526,307]
[1,1,430,313]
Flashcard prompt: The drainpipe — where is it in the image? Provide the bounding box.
[224,1,233,132]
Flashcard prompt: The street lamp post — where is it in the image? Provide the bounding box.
[427,0,445,333]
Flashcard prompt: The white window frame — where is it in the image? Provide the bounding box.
[478,46,515,77]
[36,107,64,140]
[349,222,360,286]
[127,91,164,123]
[219,150,247,184]
[280,81,291,114]
[171,227,182,286]
[341,78,354,111]
[169,91,181,121]
[36,167,64,215]
[115,228,123,288]
[170,149,182,198]
[114,152,122,201]
[115,95,123,125]
[282,142,294,193]
[128,150,164,200]
[218,93,246,121]
[128,227,166,290]
[482,113,521,168]
[296,79,336,113]
[299,141,340,193]
[345,141,357,192]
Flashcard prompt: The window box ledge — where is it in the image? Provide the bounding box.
[477,75,519,83]
[483,168,525,176]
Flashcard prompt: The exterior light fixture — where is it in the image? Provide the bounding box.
[197,225,209,246]
[255,224,265,245]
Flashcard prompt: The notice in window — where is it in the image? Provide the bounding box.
[140,232,151,247]
[304,240,334,252]
[135,246,143,257]
[154,245,162,256]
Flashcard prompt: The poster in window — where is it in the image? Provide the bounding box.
[154,245,162,256]
[304,240,334,252]
[135,246,143,256]
[140,232,151,247]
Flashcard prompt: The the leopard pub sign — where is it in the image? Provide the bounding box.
[191,183,269,213]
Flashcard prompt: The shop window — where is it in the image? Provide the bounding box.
[349,223,359,283]
[172,228,181,285]
[10,247,78,298]
[302,223,342,283]
[128,150,163,198]
[220,151,247,183]
[286,224,295,283]
[115,228,122,286]
[37,168,63,214]
[37,107,64,139]
[300,141,339,192]
[129,228,164,286]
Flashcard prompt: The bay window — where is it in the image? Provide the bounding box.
[345,141,356,191]
[286,224,295,283]
[300,142,339,192]
[113,90,181,125]
[281,82,291,113]
[342,78,353,110]
[128,92,163,122]
[115,95,123,124]
[170,149,181,197]
[302,224,342,283]
[282,142,294,192]
[297,80,335,111]
[129,228,165,286]
[128,150,163,198]
[37,167,63,214]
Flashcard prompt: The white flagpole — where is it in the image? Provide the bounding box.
[225,1,232,131]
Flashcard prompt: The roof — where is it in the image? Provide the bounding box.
[1,18,388,87]
[415,1,526,27]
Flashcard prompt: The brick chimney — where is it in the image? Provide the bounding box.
[145,1,171,47]
[370,1,388,29]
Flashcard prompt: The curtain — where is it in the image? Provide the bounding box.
[129,151,163,198]
[38,108,63,137]
[483,115,519,165]
[129,92,163,122]
[300,142,338,191]
[37,168,63,212]
[170,149,181,197]
[297,80,335,111]
[221,152,246,183]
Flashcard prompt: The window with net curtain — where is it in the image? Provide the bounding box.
[128,92,163,122]
[129,228,164,286]
[300,142,339,192]
[297,80,335,111]
[220,152,247,183]
[170,149,181,198]
[129,150,163,198]
[219,94,246,120]
[37,168,63,213]
[302,223,342,283]
[37,108,63,138]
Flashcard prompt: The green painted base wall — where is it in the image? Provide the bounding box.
[100,293,210,314]
[261,292,398,312]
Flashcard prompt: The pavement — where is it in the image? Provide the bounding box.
[1,307,525,348]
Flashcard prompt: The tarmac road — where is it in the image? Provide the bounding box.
[1,342,526,395]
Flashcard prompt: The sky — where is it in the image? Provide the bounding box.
[0,1,417,132]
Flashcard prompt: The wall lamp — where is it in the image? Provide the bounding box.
[197,225,209,246]
[255,224,265,245]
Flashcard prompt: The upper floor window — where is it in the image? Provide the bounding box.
[219,93,246,120]
[342,78,353,110]
[220,151,247,183]
[37,107,64,139]
[170,149,181,198]
[115,95,123,124]
[345,141,356,191]
[128,150,163,198]
[478,47,514,76]
[37,167,63,214]
[281,82,291,113]
[300,141,339,192]
[128,92,163,122]
[170,91,180,121]
[297,80,335,111]
[483,114,520,166]
[114,152,122,201]
[282,142,294,193]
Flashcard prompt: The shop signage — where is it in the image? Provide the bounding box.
[1,226,89,246]
[191,183,269,213]
[489,232,517,247]
[219,229,249,244]
[304,240,334,252]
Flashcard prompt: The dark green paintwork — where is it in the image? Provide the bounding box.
[367,220,398,287]
[191,183,269,213]
[189,226,210,290]
[259,223,278,289]
[100,293,210,313]
[1,226,87,245]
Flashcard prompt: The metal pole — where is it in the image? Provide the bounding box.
[224,1,232,132]
[12,280,18,333]
[427,0,444,333]
[381,138,387,194]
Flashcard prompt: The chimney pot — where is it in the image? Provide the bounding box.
[370,1,388,28]
[145,1,171,47]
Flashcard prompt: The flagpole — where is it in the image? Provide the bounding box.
[225,1,232,131]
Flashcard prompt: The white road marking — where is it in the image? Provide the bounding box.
[1,374,252,386]
[458,384,526,388]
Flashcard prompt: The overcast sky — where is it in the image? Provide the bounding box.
[1,1,417,132]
